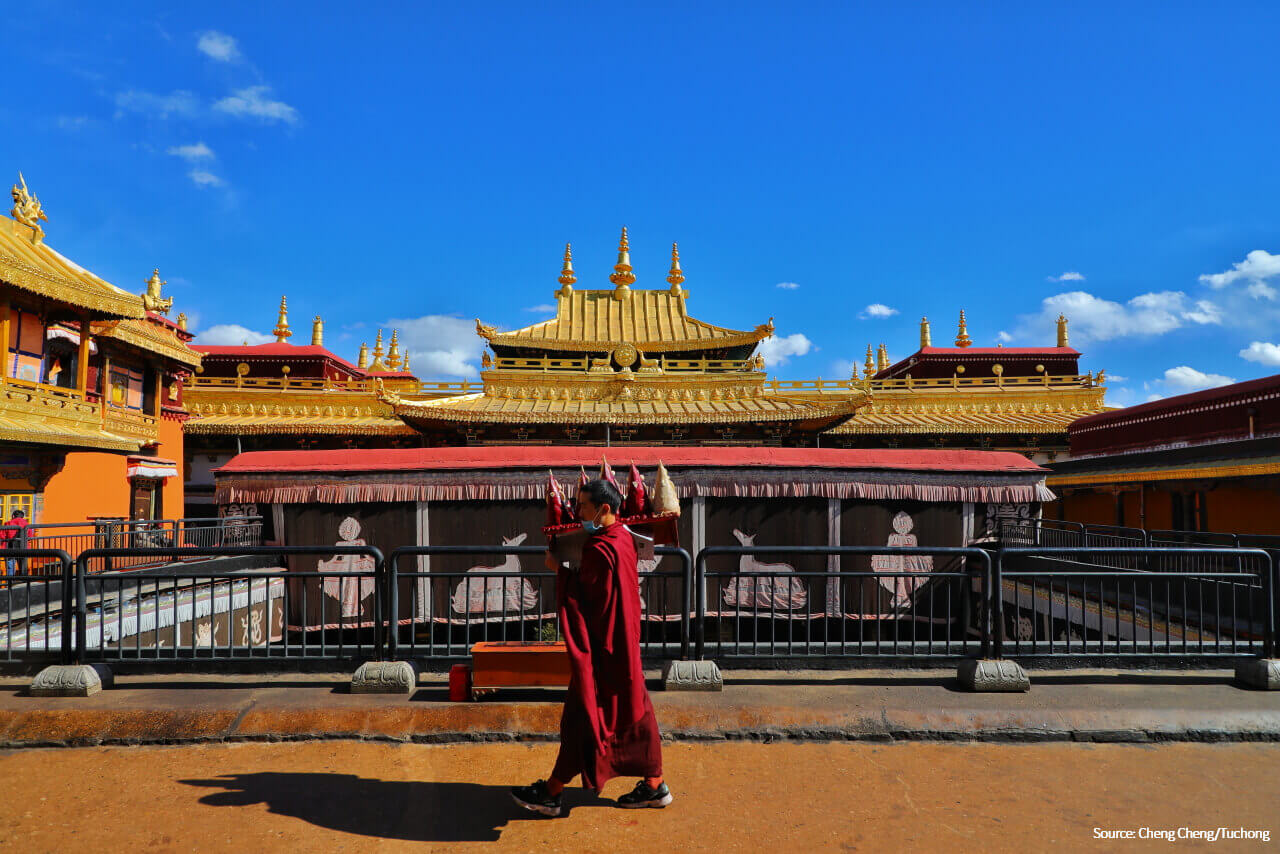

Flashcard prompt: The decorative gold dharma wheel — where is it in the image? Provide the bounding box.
[613,343,638,368]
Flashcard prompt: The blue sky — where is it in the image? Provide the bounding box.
[6,2,1280,404]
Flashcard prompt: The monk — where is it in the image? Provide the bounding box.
[511,478,671,817]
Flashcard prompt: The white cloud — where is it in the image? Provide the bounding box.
[524,304,556,313]
[1199,249,1280,289]
[1027,290,1217,343]
[55,115,90,131]
[196,324,272,345]
[166,142,215,162]
[213,86,300,124]
[776,282,800,290]
[114,89,200,119]
[1145,393,1164,402]
[387,315,486,378]
[830,359,857,378]
[1161,365,1235,392]
[860,303,898,319]
[197,31,241,63]
[1106,374,1128,383]
[1240,341,1280,367]
[187,169,225,188]
[756,333,812,366]
[1247,281,1277,300]
[1182,299,1223,325]
[1047,272,1085,283]
[996,330,1013,343]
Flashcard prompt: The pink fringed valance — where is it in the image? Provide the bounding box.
[216,466,1055,506]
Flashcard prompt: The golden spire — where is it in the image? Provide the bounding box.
[10,172,47,242]
[863,345,876,379]
[954,310,972,348]
[556,243,576,296]
[141,269,173,314]
[666,242,686,294]
[311,316,324,347]
[387,330,402,371]
[920,316,931,349]
[273,296,292,343]
[877,344,890,371]
[369,329,388,371]
[610,226,636,297]
[1056,314,1069,348]
[402,350,411,373]
[176,312,188,331]
[357,342,369,370]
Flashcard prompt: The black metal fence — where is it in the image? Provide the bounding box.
[0,540,1274,672]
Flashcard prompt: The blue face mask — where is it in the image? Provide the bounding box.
[581,508,604,534]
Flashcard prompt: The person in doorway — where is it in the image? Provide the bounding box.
[1,509,29,577]
[511,478,670,817]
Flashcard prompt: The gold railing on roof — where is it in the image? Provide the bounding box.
[490,355,756,373]
[186,375,480,395]
[0,375,88,402]
[103,403,159,439]
[767,373,1102,392]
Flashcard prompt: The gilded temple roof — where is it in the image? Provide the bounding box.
[388,390,861,427]
[185,413,415,437]
[93,317,204,370]
[0,215,145,319]
[479,289,774,354]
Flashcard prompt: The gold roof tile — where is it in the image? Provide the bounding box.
[0,216,145,319]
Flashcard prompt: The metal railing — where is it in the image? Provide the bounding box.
[385,545,692,662]
[0,542,1273,673]
[2,516,263,572]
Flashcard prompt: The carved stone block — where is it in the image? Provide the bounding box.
[1235,659,1280,690]
[661,659,723,691]
[956,659,1030,692]
[350,660,418,694]
[30,663,113,697]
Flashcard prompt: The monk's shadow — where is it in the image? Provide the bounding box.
[179,772,609,842]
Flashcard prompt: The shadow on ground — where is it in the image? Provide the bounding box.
[180,772,607,842]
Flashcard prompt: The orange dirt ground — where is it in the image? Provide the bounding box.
[0,741,1276,852]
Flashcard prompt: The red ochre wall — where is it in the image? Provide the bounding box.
[1054,491,1115,526]
[1205,485,1280,535]
[42,452,130,523]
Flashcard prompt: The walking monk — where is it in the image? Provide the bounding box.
[511,478,671,817]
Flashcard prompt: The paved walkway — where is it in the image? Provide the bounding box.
[2,669,1279,746]
[1,740,1276,851]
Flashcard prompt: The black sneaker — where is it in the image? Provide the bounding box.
[511,780,563,817]
[616,779,673,809]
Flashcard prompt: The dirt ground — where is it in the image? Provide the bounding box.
[0,741,1275,852]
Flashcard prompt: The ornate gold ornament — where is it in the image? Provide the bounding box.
[610,226,636,294]
[557,243,576,294]
[141,269,173,314]
[10,173,47,241]
[955,310,972,348]
[613,343,638,368]
[273,296,292,342]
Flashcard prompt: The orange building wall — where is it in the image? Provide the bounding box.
[42,452,130,523]
[1056,491,1116,526]
[1142,489,1174,530]
[158,416,185,519]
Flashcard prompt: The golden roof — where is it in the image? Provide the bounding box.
[479,288,774,354]
[389,390,861,427]
[92,318,203,370]
[0,380,141,452]
[0,216,144,319]
[184,413,416,436]
[827,403,1102,435]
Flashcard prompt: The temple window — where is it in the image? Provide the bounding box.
[7,308,45,383]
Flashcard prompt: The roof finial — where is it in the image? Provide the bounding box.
[141,269,173,314]
[273,296,292,343]
[877,343,890,371]
[954,309,972,348]
[920,316,931,349]
[557,243,576,296]
[176,312,188,331]
[312,316,324,347]
[666,242,686,294]
[863,345,876,379]
[370,329,387,371]
[357,342,369,370]
[10,172,47,242]
[610,225,636,298]
[1056,314,1069,348]
[402,350,411,373]
[387,330,402,371]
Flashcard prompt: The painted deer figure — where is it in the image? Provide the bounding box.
[723,529,808,610]
[450,532,540,615]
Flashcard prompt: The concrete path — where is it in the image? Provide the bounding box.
[1,740,1276,851]
[1,669,1278,746]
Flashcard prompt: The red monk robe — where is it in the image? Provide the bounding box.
[552,521,663,791]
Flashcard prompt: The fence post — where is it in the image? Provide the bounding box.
[60,553,74,666]
[74,555,88,665]
[679,548,692,661]
[694,549,706,661]
[991,548,1004,660]
[385,552,397,662]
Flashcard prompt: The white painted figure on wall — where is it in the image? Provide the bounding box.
[450,532,540,615]
[871,511,933,609]
[722,528,808,610]
[318,516,378,619]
